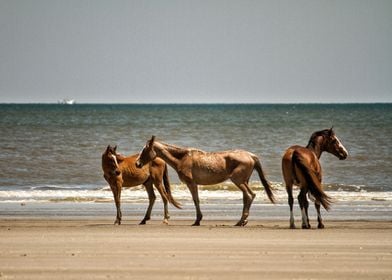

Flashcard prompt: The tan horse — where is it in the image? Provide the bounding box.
[136,136,275,226]
[282,128,348,229]
[102,145,181,225]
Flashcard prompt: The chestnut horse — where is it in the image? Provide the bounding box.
[136,136,275,226]
[282,128,348,229]
[102,145,181,225]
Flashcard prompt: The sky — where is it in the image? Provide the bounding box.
[0,0,391,103]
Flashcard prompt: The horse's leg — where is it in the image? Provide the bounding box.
[140,180,156,225]
[153,180,170,225]
[315,201,324,229]
[286,184,295,229]
[234,182,253,227]
[110,184,122,225]
[244,181,256,202]
[298,189,310,229]
[304,194,310,228]
[188,183,203,226]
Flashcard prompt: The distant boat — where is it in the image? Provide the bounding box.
[58,99,75,105]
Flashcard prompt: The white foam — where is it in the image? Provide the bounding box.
[1,184,391,203]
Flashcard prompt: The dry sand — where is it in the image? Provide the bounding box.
[0,219,391,279]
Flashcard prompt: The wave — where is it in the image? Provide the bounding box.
[0,182,391,203]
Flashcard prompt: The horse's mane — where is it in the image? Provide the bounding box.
[159,141,202,153]
[157,141,207,159]
[307,128,333,148]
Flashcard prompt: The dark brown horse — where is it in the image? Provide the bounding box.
[102,145,181,225]
[136,136,275,226]
[282,128,348,229]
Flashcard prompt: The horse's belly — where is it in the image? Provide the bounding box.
[121,173,148,188]
[192,169,229,185]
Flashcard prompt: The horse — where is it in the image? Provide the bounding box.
[102,145,181,225]
[135,136,275,226]
[282,128,348,229]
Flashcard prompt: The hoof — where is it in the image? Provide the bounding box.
[114,220,121,225]
[192,221,201,226]
[302,224,311,229]
[235,220,248,227]
[290,224,296,229]
[139,217,150,225]
[318,223,325,229]
[162,219,169,225]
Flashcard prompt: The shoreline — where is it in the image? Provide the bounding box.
[1,199,391,223]
[1,218,391,279]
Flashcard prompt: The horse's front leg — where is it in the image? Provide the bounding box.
[188,183,203,226]
[110,184,122,225]
[315,201,324,229]
[140,181,156,225]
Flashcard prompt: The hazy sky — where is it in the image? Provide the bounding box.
[0,0,391,103]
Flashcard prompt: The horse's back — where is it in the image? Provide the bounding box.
[196,149,256,169]
[120,154,150,187]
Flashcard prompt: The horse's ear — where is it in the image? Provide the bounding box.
[113,145,117,153]
[105,145,111,153]
[150,135,156,145]
[329,126,334,135]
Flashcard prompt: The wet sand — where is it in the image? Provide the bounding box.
[0,219,391,279]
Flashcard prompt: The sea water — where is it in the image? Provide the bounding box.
[0,104,391,221]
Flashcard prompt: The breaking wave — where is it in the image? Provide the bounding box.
[0,182,391,203]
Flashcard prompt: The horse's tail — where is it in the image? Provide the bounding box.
[253,156,275,203]
[163,164,182,209]
[292,151,332,211]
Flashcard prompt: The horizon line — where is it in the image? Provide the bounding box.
[0,101,391,105]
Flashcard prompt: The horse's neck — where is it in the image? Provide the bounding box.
[306,137,324,159]
[154,142,189,170]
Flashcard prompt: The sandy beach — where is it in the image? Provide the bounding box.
[0,219,391,279]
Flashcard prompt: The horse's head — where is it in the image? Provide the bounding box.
[102,145,123,180]
[136,136,156,168]
[325,128,348,160]
[310,128,348,160]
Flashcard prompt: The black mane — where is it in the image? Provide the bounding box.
[307,128,333,148]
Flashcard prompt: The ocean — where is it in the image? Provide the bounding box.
[0,104,391,222]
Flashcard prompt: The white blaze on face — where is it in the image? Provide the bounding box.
[111,154,119,169]
[335,135,348,156]
[139,145,146,156]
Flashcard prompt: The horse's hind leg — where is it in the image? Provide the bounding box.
[286,184,295,229]
[244,181,256,202]
[153,180,170,225]
[140,180,156,225]
[234,182,253,227]
[315,201,324,229]
[188,183,203,226]
[298,189,310,229]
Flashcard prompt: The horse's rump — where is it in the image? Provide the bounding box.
[292,150,332,210]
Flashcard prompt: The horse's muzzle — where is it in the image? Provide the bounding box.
[339,153,348,160]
